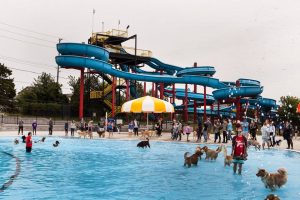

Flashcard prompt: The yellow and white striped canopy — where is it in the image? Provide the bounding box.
[121,96,174,113]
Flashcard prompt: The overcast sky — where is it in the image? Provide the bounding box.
[1,0,300,102]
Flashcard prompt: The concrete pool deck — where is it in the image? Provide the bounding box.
[1,130,300,152]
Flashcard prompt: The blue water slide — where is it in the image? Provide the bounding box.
[212,86,263,100]
[176,66,216,77]
[56,43,227,89]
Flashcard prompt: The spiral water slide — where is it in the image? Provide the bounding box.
[55,43,274,117]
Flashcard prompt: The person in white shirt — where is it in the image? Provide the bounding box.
[261,121,270,150]
[269,121,276,147]
[133,119,139,136]
[70,120,76,137]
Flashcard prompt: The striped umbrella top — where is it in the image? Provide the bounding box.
[121,96,174,113]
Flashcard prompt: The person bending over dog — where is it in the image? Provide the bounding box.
[232,130,247,175]
[137,138,150,148]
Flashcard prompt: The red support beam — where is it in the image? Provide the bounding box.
[171,83,175,120]
[160,70,164,99]
[236,80,241,121]
[126,80,129,101]
[144,82,146,96]
[203,86,207,122]
[112,76,116,117]
[217,100,220,119]
[193,62,197,122]
[184,83,188,122]
[152,82,155,97]
[79,69,84,119]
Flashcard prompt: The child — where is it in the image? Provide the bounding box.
[231,130,247,175]
[26,132,33,153]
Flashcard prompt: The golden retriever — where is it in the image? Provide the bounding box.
[202,146,221,160]
[141,130,154,139]
[265,194,280,200]
[193,131,197,141]
[220,144,233,167]
[256,168,288,191]
[184,149,203,168]
[247,139,261,150]
[77,130,93,139]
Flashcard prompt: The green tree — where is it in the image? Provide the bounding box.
[16,73,68,116]
[278,96,300,127]
[0,63,16,112]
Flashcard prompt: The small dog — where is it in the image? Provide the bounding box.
[77,130,93,139]
[53,141,60,147]
[220,144,233,167]
[97,130,106,138]
[137,138,150,148]
[202,146,221,160]
[184,148,203,167]
[21,135,26,143]
[14,138,19,145]
[265,194,280,200]
[256,168,288,191]
[274,140,282,146]
[193,131,197,141]
[141,130,154,139]
[247,139,261,150]
[35,137,46,143]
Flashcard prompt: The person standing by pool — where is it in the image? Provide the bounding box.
[202,120,208,142]
[231,130,247,175]
[222,119,228,143]
[269,121,276,147]
[32,120,37,135]
[177,121,183,141]
[128,121,134,136]
[133,119,139,136]
[283,121,293,149]
[48,118,53,135]
[227,119,233,141]
[261,121,270,150]
[70,120,76,137]
[184,123,192,142]
[249,120,258,140]
[64,121,69,136]
[25,132,32,153]
[18,118,24,135]
[213,119,221,143]
[197,117,202,142]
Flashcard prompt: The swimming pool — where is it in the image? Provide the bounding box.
[0,137,300,200]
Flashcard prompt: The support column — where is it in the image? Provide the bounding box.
[218,100,220,119]
[126,80,130,101]
[79,69,84,119]
[160,70,164,100]
[112,76,116,117]
[236,80,241,121]
[144,82,146,96]
[152,82,155,97]
[203,86,207,122]
[171,83,175,120]
[184,83,188,122]
[193,62,197,123]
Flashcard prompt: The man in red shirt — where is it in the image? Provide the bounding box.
[26,132,32,153]
[231,130,247,175]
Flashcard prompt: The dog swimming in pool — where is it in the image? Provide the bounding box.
[53,141,60,147]
[137,138,150,148]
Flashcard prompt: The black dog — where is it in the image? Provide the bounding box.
[274,140,282,146]
[53,141,60,147]
[21,135,26,143]
[137,138,150,148]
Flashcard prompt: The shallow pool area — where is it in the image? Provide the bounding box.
[1,136,300,200]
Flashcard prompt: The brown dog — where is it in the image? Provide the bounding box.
[220,144,233,167]
[184,149,203,167]
[77,130,93,139]
[193,131,197,141]
[265,194,280,200]
[202,146,222,161]
[256,168,288,191]
[247,139,261,150]
[141,130,154,139]
[97,130,106,138]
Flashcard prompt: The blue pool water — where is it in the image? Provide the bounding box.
[0,137,300,200]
